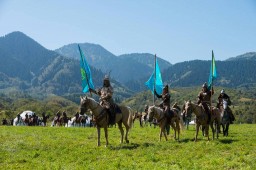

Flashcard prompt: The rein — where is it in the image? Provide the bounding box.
[83,99,107,126]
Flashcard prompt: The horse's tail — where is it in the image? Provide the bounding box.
[174,109,185,130]
[179,118,185,131]
[127,107,134,129]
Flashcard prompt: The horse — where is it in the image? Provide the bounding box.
[181,103,192,130]
[2,118,8,125]
[132,111,143,127]
[71,113,88,127]
[219,99,231,136]
[23,114,29,126]
[42,113,50,127]
[148,105,181,141]
[184,101,221,141]
[172,103,185,130]
[80,96,134,147]
[59,111,70,127]
[51,111,61,127]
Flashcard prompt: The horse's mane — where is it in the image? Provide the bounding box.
[81,96,97,103]
[149,105,162,112]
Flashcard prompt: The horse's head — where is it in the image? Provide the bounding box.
[148,106,156,122]
[80,96,91,115]
[222,99,228,110]
[184,100,193,117]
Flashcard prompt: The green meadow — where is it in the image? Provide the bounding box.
[1,123,255,170]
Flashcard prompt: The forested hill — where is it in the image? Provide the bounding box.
[55,44,171,83]
[163,57,256,87]
[125,54,256,92]
[0,31,133,100]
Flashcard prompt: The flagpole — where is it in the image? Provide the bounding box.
[210,50,213,117]
[153,54,156,105]
[78,45,92,97]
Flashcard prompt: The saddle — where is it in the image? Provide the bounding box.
[113,104,122,114]
[165,109,175,124]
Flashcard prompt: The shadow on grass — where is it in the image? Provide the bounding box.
[108,143,141,150]
[179,138,194,143]
[219,139,238,144]
[108,142,155,150]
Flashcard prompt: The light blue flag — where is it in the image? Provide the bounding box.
[208,50,217,89]
[78,45,95,93]
[145,59,163,95]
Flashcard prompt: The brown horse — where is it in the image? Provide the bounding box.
[73,112,88,127]
[23,114,29,126]
[132,111,142,127]
[59,111,70,127]
[80,96,134,146]
[184,101,221,141]
[148,105,182,141]
[42,113,50,127]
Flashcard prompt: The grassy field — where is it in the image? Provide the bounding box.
[0,123,255,170]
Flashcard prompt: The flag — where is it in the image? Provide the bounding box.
[78,45,95,93]
[145,58,163,95]
[208,50,217,89]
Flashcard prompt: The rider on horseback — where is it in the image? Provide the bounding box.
[217,89,235,123]
[197,82,214,124]
[90,75,115,125]
[154,85,173,120]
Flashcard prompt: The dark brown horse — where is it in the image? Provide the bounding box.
[132,111,143,127]
[59,111,70,127]
[2,118,8,125]
[42,112,50,126]
[23,114,29,126]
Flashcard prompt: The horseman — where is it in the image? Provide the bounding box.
[217,89,235,123]
[90,75,115,125]
[17,112,21,123]
[154,85,173,119]
[197,82,214,124]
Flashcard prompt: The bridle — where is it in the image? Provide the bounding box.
[185,103,194,116]
[81,99,98,113]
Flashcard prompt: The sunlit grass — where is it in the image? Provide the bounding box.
[0,123,255,169]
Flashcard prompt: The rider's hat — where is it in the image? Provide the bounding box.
[163,84,169,90]
[104,75,110,81]
[202,82,208,88]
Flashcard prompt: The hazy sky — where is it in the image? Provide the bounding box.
[1,0,256,63]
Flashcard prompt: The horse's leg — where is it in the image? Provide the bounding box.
[118,122,124,144]
[216,122,219,139]
[226,123,229,136]
[124,124,130,144]
[222,123,225,136]
[206,125,210,141]
[176,120,180,141]
[161,123,168,141]
[97,127,101,146]
[104,126,109,147]
[159,127,163,141]
[210,122,215,140]
[195,124,199,142]
[170,122,176,140]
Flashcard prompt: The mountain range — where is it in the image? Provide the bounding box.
[55,44,171,83]
[0,31,256,101]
